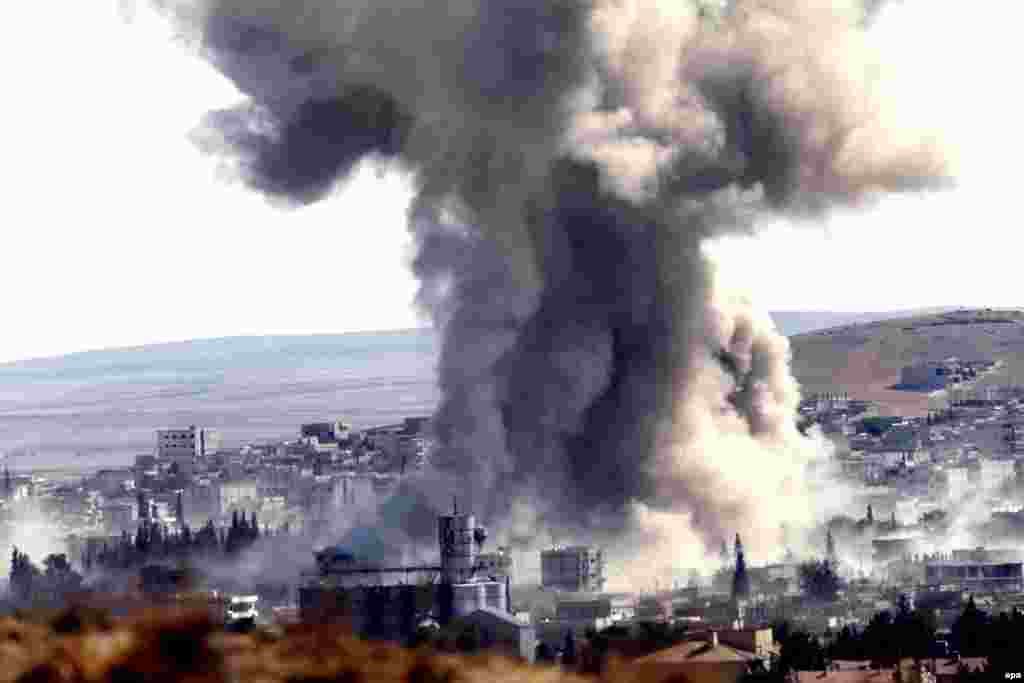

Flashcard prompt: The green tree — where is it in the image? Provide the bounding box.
[951,596,988,657]
[562,630,577,668]
[732,534,751,600]
[799,560,840,602]
[776,626,825,675]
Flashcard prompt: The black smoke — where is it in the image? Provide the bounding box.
[153,0,950,576]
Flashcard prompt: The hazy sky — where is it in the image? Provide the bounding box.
[2,1,1020,364]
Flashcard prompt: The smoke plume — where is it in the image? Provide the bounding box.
[154,0,949,582]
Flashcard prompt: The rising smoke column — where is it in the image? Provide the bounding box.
[154,0,949,581]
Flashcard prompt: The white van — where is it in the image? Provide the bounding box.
[226,595,259,627]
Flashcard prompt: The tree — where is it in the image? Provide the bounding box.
[41,553,83,603]
[455,623,481,654]
[775,625,825,675]
[732,534,751,601]
[799,560,840,603]
[892,595,935,660]
[562,630,577,668]
[175,490,185,528]
[9,548,41,602]
[951,596,988,657]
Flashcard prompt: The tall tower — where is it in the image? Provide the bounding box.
[437,499,486,584]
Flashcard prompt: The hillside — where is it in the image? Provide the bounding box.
[768,307,959,337]
[788,308,1024,417]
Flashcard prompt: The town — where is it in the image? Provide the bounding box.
[1,356,1024,680]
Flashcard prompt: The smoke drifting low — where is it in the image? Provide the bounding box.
[155,0,949,582]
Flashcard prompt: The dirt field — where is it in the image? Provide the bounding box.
[787,309,1024,417]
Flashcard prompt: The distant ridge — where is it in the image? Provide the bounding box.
[0,328,436,370]
[0,309,968,368]
[768,307,960,337]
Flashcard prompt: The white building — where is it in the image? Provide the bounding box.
[157,426,222,459]
[980,459,1016,491]
[219,480,258,514]
[541,546,606,593]
[946,467,970,500]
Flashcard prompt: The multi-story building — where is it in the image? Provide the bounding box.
[219,480,258,515]
[541,546,606,593]
[925,560,1024,593]
[301,420,350,446]
[183,480,220,524]
[980,458,1015,491]
[92,469,134,497]
[101,500,137,533]
[156,426,222,459]
[900,358,967,390]
[477,547,513,581]
[945,466,970,500]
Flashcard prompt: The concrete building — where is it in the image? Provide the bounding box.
[477,547,513,581]
[301,420,350,444]
[459,607,536,662]
[900,358,966,390]
[925,559,1024,593]
[944,466,970,500]
[300,504,511,643]
[541,546,606,593]
[183,480,219,524]
[632,629,772,683]
[100,501,137,533]
[219,480,258,515]
[980,458,1015,490]
[156,426,221,459]
[92,469,134,497]
[537,596,614,645]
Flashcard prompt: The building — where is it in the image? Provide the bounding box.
[459,607,536,662]
[979,458,1015,490]
[92,469,134,497]
[541,546,606,593]
[300,503,511,644]
[301,420,350,444]
[477,547,513,581]
[100,500,137,533]
[925,559,1024,593]
[951,547,1022,563]
[632,629,772,683]
[219,480,258,515]
[183,480,219,524]
[944,466,970,500]
[900,358,966,390]
[536,595,614,646]
[156,426,221,459]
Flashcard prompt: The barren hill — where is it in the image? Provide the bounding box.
[788,308,1024,417]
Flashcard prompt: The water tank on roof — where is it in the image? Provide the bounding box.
[439,514,478,583]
